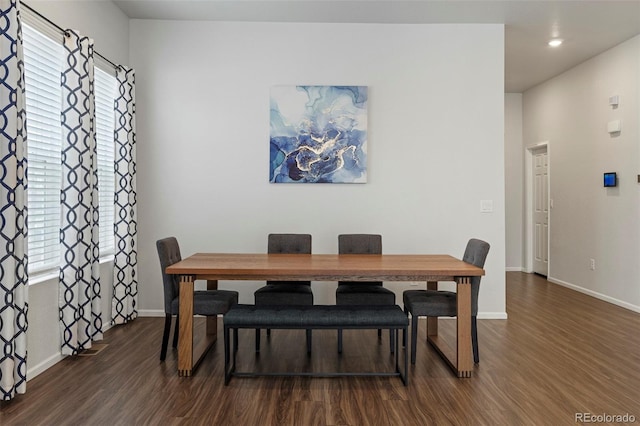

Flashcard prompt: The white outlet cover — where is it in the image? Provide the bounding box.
[480,200,493,213]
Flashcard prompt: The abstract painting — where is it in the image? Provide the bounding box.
[270,85,367,183]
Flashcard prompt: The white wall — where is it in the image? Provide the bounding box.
[523,35,640,311]
[130,21,507,318]
[25,1,130,378]
[505,93,524,270]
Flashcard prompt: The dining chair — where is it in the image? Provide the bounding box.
[253,233,313,353]
[156,237,239,361]
[403,238,490,364]
[335,234,396,353]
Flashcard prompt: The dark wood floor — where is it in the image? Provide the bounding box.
[2,272,639,425]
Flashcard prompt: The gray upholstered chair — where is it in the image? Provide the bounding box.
[156,237,239,361]
[403,238,490,364]
[335,234,396,353]
[254,233,313,353]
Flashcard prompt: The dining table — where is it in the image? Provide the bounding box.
[164,253,485,378]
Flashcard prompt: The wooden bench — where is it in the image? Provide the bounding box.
[223,304,409,385]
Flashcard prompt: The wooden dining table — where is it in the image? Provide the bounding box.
[165,253,485,378]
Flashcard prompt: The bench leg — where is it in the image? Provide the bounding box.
[337,329,343,354]
[224,326,239,385]
[234,328,239,353]
[306,329,312,355]
[395,328,399,373]
[255,328,260,353]
[224,326,231,385]
[395,327,408,386]
[390,329,395,354]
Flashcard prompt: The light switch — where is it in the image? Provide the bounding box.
[480,200,493,213]
[608,120,622,133]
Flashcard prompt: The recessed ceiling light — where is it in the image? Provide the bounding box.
[548,39,563,47]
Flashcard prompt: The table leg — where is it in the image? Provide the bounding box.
[207,280,218,340]
[426,281,438,340]
[456,276,472,377]
[426,276,473,378]
[178,275,194,376]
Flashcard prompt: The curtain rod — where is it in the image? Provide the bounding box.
[21,1,119,70]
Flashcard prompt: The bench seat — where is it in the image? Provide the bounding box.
[223,304,408,385]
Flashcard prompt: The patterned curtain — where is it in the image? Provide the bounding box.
[111,67,138,325]
[0,0,29,400]
[59,30,102,355]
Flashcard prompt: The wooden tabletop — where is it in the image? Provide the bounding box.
[165,253,485,281]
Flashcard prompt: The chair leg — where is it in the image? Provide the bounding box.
[378,329,382,339]
[266,328,271,337]
[337,329,343,354]
[306,329,312,355]
[410,314,418,364]
[255,328,260,353]
[160,314,172,361]
[472,315,479,364]
[403,307,408,348]
[172,314,179,348]
[389,329,395,354]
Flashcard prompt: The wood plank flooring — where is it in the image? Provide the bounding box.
[2,272,639,425]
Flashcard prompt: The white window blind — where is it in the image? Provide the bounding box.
[95,68,116,256]
[23,23,63,275]
[23,24,117,276]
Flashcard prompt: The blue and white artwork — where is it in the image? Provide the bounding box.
[270,85,368,183]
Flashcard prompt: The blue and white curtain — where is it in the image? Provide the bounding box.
[0,0,29,400]
[59,30,102,355]
[111,67,138,325]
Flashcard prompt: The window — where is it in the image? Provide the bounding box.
[95,68,117,256]
[23,23,116,276]
[23,24,63,275]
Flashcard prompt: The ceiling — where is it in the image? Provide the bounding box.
[113,0,640,92]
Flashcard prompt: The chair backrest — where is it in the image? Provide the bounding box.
[267,233,312,286]
[156,237,182,314]
[462,238,490,316]
[338,234,382,255]
[338,234,383,286]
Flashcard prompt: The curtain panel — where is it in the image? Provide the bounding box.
[0,0,29,401]
[112,67,138,325]
[58,30,103,355]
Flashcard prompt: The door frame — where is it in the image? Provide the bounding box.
[524,141,550,274]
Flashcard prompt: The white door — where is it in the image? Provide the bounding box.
[532,147,548,276]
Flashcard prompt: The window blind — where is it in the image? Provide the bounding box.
[23,23,63,274]
[95,68,116,256]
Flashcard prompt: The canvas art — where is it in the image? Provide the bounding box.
[270,85,368,183]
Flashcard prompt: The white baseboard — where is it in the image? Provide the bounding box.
[27,322,114,381]
[28,353,66,379]
[138,309,165,317]
[414,312,507,320]
[505,266,525,272]
[478,312,508,319]
[548,276,640,313]
[141,310,507,319]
